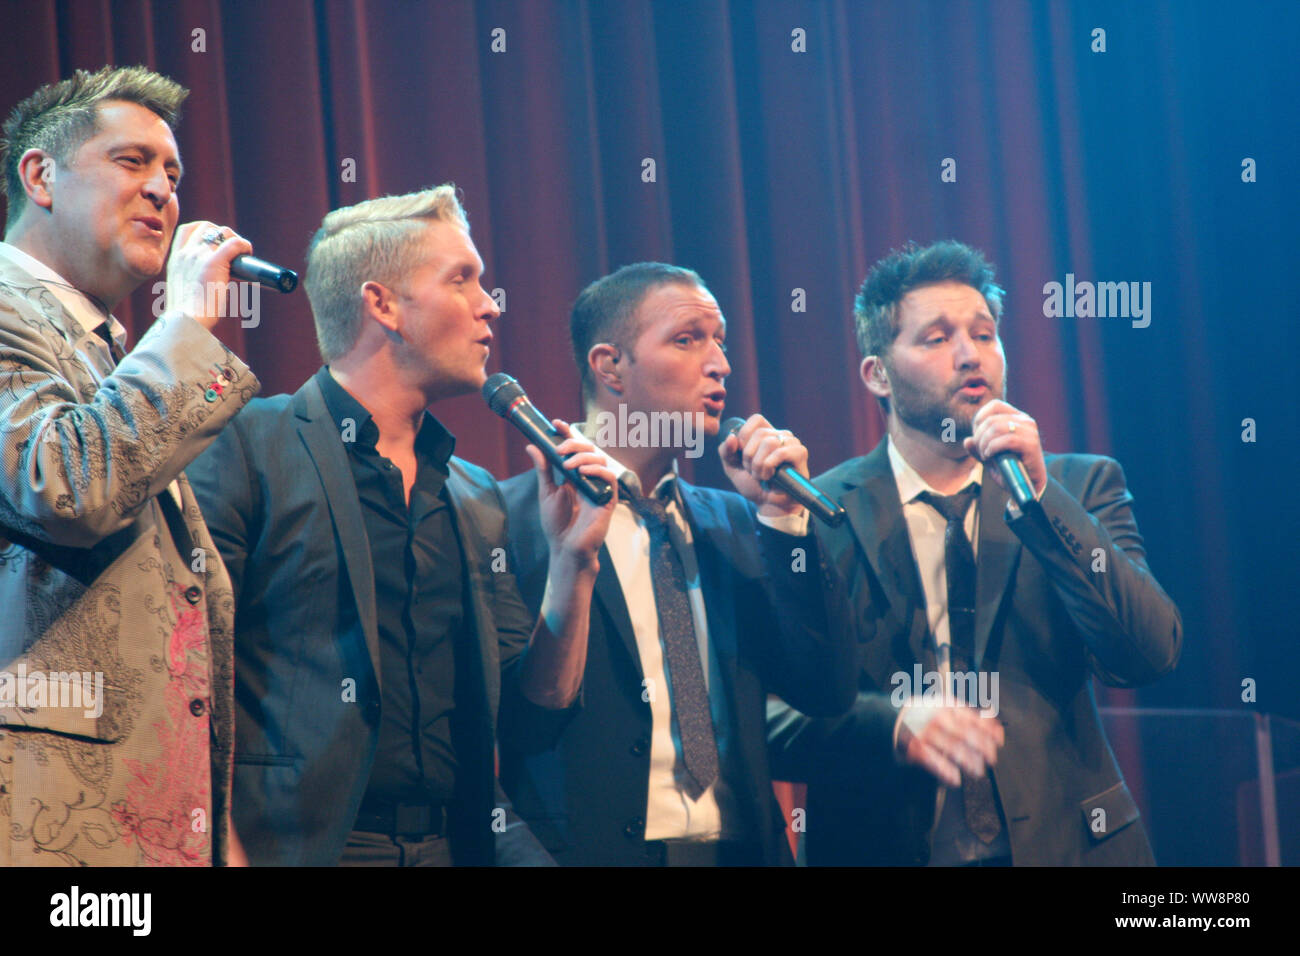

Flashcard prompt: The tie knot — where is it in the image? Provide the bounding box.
[919,485,979,524]
[625,479,676,525]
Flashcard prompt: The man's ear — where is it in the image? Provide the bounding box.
[16,149,55,210]
[361,280,403,340]
[861,355,890,400]
[588,343,623,394]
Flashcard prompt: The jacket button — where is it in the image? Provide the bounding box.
[189,698,206,717]
[629,737,649,756]
[184,585,202,605]
[623,817,645,840]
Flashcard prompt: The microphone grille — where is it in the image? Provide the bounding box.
[483,372,525,417]
[721,417,746,437]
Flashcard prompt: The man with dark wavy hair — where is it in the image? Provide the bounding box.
[768,240,1182,866]
[0,65,258,865]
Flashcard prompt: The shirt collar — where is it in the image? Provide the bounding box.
[571,421,680,503]
[316,365,456,468]
[0,241,126,343]
[886,434,982,504]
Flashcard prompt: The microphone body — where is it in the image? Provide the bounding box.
[722,417,846,527]
[231,254,298,293]
[483,373,612,506]
[994,453,1037,510]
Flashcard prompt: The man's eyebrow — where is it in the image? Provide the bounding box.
[443,257,481,277]
[916,315,953,332]
[915,312,996,334]
[676,315,726,332]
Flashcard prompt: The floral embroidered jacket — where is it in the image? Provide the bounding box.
[0,252,258,865]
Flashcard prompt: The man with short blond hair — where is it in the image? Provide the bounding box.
[188,186,612,865]
[0,65,259,865]
[304,185,468,362]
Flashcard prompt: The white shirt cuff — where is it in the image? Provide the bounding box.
[757,509,810,537]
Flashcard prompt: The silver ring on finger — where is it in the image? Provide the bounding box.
[1007,421,1017,433]
[202,229,226,247]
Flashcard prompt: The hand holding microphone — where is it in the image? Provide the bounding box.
[483,373,613,505]
[166,222,297,331]
[165,221,254,330]
[720,415,846,527]
[963,400,1046,509]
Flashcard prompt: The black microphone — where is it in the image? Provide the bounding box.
[231,254,298,293]
[483,373,612,506]
[994,454,1037,510]
[722,417,846,527]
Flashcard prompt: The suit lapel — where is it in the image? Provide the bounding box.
[513,469,641,679]
[292,380,381,690]
[591,543,643,681]
[677,483,738,676]
[974,477,1021,670]
[837,445,931,666]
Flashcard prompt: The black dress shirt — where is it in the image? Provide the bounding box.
[316,366,468,808]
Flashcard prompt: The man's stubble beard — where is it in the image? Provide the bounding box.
[886,359,1008,444]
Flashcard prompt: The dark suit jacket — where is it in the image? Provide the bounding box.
[499,469,856,866]
[187,371,548,865]
[767,441,1182,865]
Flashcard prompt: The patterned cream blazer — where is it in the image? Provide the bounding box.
[0,251,258,865]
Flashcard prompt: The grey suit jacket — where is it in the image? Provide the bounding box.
[768,442,1182,865]
[186,370,550,865]
[0,254,257,865]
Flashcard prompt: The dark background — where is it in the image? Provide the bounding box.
[3,0,1296,864]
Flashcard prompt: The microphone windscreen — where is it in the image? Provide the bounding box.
[721,417,746,437]
[483,373,525,417]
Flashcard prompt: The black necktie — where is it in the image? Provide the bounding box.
[918,485,1003,844]
[626,483,719,799]
[93,322,123,366]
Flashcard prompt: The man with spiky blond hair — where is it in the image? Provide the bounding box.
[0,65,258,866]
[188,186,612,865]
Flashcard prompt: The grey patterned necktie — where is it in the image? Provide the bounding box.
[919,485,1003,844]
[626,482,719,799]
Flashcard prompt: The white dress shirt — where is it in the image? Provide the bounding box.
[887,437,1021,863]
[887,436,983,756]
[548,425,806,841]
[888,436,982,671]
